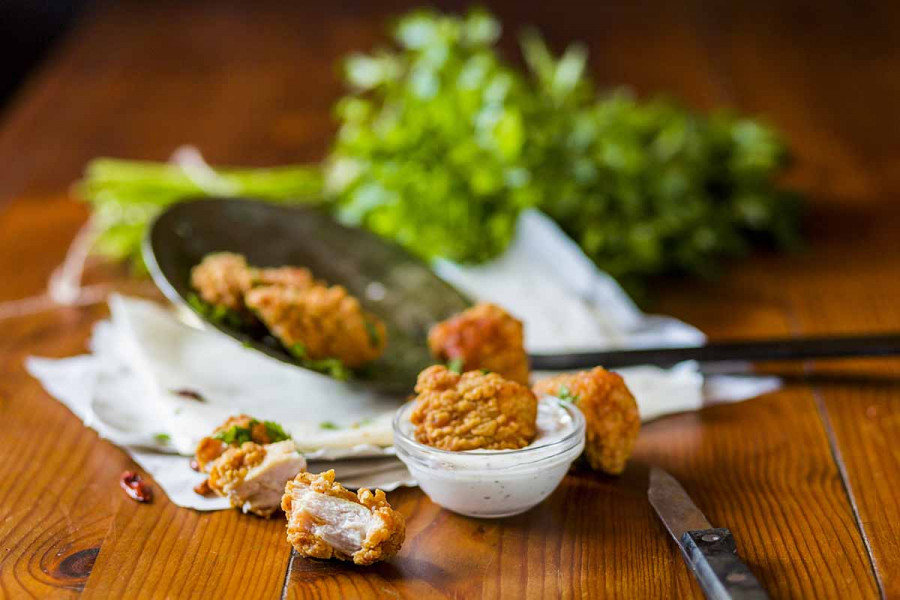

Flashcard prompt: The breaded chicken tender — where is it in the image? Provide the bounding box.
[282,470,405,565]
[194,414,278,472]
[428,303,530,384]
[190,252,254,312]
[208,440,306,517]
[410,365,537,451]
[245,283,387,368]
[533,367,640,475]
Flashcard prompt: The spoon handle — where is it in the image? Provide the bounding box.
[528,333,900,370]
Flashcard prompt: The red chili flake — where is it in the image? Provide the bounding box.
[120,471,153,503]
[172,388,205,402]
[193,479,214,497]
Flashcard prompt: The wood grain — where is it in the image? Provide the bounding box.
[0,0,898,598]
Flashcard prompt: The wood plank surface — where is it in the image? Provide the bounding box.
[0,0,898,598]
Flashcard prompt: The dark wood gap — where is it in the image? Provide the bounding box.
[809,377,886,600]
[280,549,297,600]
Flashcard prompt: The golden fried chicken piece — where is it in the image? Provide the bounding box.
[208,440,307,517]
[245,284,387,368]
[194,414,279,472]
[533,367,640,475]
[428,303,530,385]
[282,470,405,565]
[410,365,537,451]
[253,265,320,290]
[190,252,254,313]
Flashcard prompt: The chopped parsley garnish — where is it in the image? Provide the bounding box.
[557,385,580,404]
[480,369,492,375]
[364,319,381,349]
[212,425,254,445]
[213,419,291,445]
[447,357,465,374]
[319,421,339,430]
[289,344,352,381]
[154,433,171,444]
[186,292,246,330]
[263,420,290,442]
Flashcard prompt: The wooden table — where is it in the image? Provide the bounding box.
[1,1,898,597]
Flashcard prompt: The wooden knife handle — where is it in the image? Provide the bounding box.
[680,528,769,600]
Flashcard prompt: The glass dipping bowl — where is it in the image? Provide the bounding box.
[393,399,585,518]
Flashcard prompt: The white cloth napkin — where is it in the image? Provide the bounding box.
[27,209,779,511]
[434,210,780,420]
[26,295,415,510]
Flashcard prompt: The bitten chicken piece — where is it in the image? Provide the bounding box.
[410,365,537,451]
[208,440,307,517]
[428,303,530,384]
[190,252,254,313]
[282,470,405,565]
[245,284,387,368]
[194,414,284,472]
[533,367,640,475]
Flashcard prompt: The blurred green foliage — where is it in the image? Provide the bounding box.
[79,7,800,290]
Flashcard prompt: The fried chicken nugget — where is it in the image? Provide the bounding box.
[282,470,405,565]
[190,252,254,313]
[533,367,640,475]
[208,440,306,518]
[428,303,530,384]
[410,365,537,451]
[244,283,387,368]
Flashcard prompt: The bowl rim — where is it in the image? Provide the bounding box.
[392,396,586,462]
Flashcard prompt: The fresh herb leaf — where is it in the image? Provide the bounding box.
[288,343,352,381]
[154,433,171,444]
[319,421,339,430]
[288,343,351,380]
[263,420,291,442]
[186,292,246,330]
[447,357,465,374]
[364,319,381,348]
[557,385,579,404]
[213,419,290,445]
[213,424,254,445]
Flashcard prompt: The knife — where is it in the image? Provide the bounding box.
[648,467,769,599]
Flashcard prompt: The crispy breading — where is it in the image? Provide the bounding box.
[533,367,640,475]
[253,265,320,290]
[245,283,387,368]
[282,470,405,565]
[410,365,537,451]
[208,440,306,518]
[194,414,276,472]
[190,252,254,312]
[428,303,530,384]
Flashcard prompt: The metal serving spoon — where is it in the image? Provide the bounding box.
[144,198,470,394]
[146,198,900,393]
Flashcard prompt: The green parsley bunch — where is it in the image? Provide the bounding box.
[78,8,800,293]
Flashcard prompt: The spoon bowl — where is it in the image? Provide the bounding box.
[143,198,471,394]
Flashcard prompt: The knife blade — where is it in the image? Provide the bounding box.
[648,467,769,600]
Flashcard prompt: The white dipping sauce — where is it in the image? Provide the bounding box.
[393,397,585,518]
